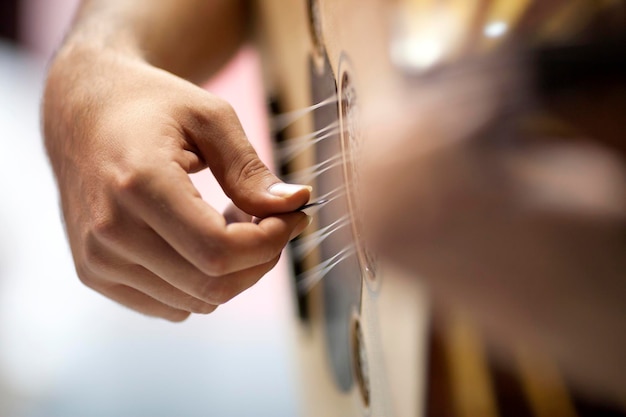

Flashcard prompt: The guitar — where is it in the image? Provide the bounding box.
[252,1,625,416]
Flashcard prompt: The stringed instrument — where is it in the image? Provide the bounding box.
[251,1,626,416]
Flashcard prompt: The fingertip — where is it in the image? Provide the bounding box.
[267,182,312,210]
[289,214,313,241]
[254,210,310,239]
[231,182,312,218]
[268,183,313,198]
[163,311,192,323]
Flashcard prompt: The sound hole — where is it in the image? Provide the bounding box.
[351,316,371,408]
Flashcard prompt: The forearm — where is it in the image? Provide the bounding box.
[58,0,249,82]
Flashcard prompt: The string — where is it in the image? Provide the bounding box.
[272,98,360,296]
[272,94,339,133]
[283,153,354,185]
[316,184,346,204]
[296,243,357,295]
[292,214,351,260]
[276,121,342,162]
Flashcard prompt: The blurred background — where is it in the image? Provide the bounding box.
[0,1,300,416]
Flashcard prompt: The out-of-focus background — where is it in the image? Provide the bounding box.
[0,1,300,416]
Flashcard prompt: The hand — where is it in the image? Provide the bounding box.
[43,47,311,321]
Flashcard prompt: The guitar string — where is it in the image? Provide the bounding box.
[296,243,357,295]
[291,214,351,261]
[283,153,348,185]
[316,184,346,204]
[272,96,356,294]
[271,94,339,133]
[275,121,342,162]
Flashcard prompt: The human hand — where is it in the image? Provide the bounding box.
[43,47,311,321]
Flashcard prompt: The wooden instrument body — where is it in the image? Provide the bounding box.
[251,1,626,416]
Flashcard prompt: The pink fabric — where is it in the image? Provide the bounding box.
[20,0,81,57]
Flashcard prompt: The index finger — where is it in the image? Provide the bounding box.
[118,163,309,276]
[222,211,311,269]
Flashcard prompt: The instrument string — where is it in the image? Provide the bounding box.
[271,94,339,133]
[316,184,346,203]
[276,121,342,162]
[284,153,347,184]
[292,214,351,260]
[296,243,356,295]
[273,97,358,296]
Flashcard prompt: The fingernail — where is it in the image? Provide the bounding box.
[268,183,312,198]
[290,215,313,240]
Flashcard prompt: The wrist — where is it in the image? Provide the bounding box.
[43,41,139,173]
[53,29,145,71]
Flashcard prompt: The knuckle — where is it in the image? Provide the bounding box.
[193,301,218,315]
[81,235,107,274]
[112,165,150,200]
[89,215,122,244]
[209,96,236,118]
[75,259,99,288]
[75,254,100,288]
[196,245,228,276]
[234,152,268,185]
[178,293,218,314]
[197,279,233,305]
[197,96,238,129]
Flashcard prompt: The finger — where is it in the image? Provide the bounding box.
[119,167,310,276]
[108,264,218,314]
[188,255,282,305]
[84,235,218,314]
[135,243,281,305]
[97,284,191,322]
[91,216,296,304]
[222,212,311,269]
[188,96,311,216]
[223,202,252,224]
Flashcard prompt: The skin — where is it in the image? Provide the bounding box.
[43,0,311,322]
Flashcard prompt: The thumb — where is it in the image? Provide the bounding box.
[194,97,311,217]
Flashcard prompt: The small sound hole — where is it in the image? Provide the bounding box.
[352,317,371,408]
